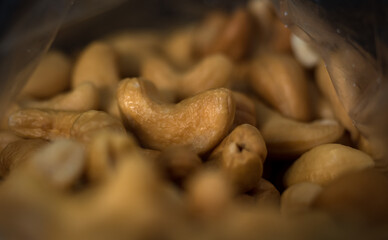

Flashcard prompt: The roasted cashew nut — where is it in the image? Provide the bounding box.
[117,78,235,154]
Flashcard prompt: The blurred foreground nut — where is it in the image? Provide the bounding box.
[284,144,375,187]
[255,100,344,157]
[117,78,235,154]
[249,53,312,121]
[20,82,99,112]
[0,131,21,153]
[194,9,253,61]
[186,169,233,219]
[313,169,388,223]
[20,51,72,99]
[29,139,85,189]
[157,146,202,184]
[0,139,47,177]
[290,34,320,68]
[281,182,323,215]
[141,54,234,100]
[86,131,140,183]
[8,109,125,143]
[315,61,359,141]
[208,124,266,193]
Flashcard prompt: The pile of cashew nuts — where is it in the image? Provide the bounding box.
[0,1,387,239]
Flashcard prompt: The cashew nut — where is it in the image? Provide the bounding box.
[0,139,47,177]
[20,51,72,99]
[284,144,375,187]
[315,61,359,141]
[249,53,312,121]
[29,139,85,189]
[8,109,125,142]
[117,78,235,154]
[255,100,344,157]
[280,182,323,215]
[208,124,267,193]
[313,169,388,222]
[193,8,253,61]
[141,54,233,100]
[243,178,280,207]
[0,131,21,153]
[232,92,256,128]
[20,82,99,112]
[290,34,320,68]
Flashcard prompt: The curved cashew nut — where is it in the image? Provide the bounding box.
[284,144,375,187]
[141,54,234,100]
[20,82,99,112]
[255,100,344,157]
[117,78,235,154]
[208,124,267,193]
[250,53,312,121]
[20,51,72,99]
[0,139,47,177]
[243,178,280,207]
[8,109,125,143]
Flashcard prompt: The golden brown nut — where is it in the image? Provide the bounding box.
[255,100,344,157]
[194,9,253,61]
[157,146,202,184]
[141,54,234,100]
[117,78,235,154]
[20,51,72,99]
[315,61,359,141]
[243,178,280,207]
[313,169,388,223]
[250,53,312,121]
[20,82,99,112]
[0,139,47,177]
[284,144,375,187]
[0,131,21,153]
[208,124,267,193]
[268,18,291,53]
[8,109,125,142]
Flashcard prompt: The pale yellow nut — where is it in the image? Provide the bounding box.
[29,139,85,189]
[280,182,323,215]
[284,144,375,187]
[255,100,344,157]
[20,82,99,112]
[72,41,119,89]
[250,53,312,121]
[8,109,125,143]
[141,54,234,100]
[86,131,140,183]
[117,78,235,154]
[105,31,162,76]
[0,139,47,177]
[315,61,359,141]
[20,51,72,99]
[208,124,267,193]
[290,34,320,68]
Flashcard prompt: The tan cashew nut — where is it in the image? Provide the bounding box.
[249,53,312,121]
[20,82,99,112]
[141,54,234,100]
[208,124,267,193]
[284,144,375,187]
[0,131,21,153]
[8,109,125,142]
[117,78,235,154]
[242,178,280,207]
[255,100,344,157]
[20,51,72,99]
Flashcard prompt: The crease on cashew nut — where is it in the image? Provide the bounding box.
[117,78,235,154]
[86,131,141,183]
[315,61,359,141]
[20,82,100,112]
[0,139,47,177]
[284,144,375,187]
[8,109,125,143]
[194,8,253,61]
[280,182,323,215]
[250,53,312,121]
[29,139,85,189]
[141,54,234,100]
[244,178,280,207]
[20,50,72,99]
[208,124,267,193]
[255,100,344,157]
